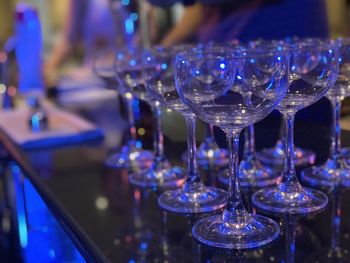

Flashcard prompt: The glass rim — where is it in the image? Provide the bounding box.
[175,47,289,60]
[248,38,337,52]
[290,39,335,49]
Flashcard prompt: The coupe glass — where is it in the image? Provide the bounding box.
[175,46,289,248]
[152,46,227,213]
[218,74,281,188]
[254,40,316,168]
[112,48,186,188]
[252,39,339,214]
[301,38,350,188]
[93,48,153,170]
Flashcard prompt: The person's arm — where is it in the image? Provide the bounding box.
[160,2,203,47]
[44,0,83,86]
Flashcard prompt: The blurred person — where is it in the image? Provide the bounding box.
[44,0,117,87]
[151,0,329,43]
[159,2,203,47]
[0,1,15,48]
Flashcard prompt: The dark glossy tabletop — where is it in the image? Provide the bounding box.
[9,98,350,263]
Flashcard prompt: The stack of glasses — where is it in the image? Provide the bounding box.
[93,38,350,249]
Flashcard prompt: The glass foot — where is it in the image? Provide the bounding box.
[105,144,153,170]
[218,159,281,188]
[301,158,350,188]
[192,213,280,249]
[158,182,227,213]
[256,141,316,167]
[252,184,328,214]
[129,160,186,188]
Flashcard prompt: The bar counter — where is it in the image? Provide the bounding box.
[2,98,350,263]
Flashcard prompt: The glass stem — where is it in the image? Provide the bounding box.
[123,94,137,142]
[207,124,216,141]
[330,99,342,158]
[278,114,286,150]
[281,113,300,188]
[243,125,255,158]
[151,101,164,160]
[222,130,248,223]
[184,116,200,186]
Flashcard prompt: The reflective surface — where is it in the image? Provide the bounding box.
[4,98,350,262]
[301,38,350,188]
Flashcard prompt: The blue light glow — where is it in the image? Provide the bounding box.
[22,178,87,262]
[125,18,134,35]
[121,0,130,5]
[267,80,274,90]
[219,62,226,69]
[130,13,138,21]
[12,164,28,249]
[161,63,167,70]
[136,140,142,148]
[322,56,328,64]
[31,114,40,132]
[237,75,242,80]
[133,98,140,120]
[130,59,136,66]
[12,164,20,173]
[140,242,148,250]
[277,56,281,61]
[48,249,56,259]
[318,69,326,79]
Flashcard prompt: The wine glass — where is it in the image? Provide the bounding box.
[150,46,227,213]
[252,39,339,214]
[301,38,350,187]
[175,46,289,248]
[93,48,153,170]
[254,40,316,168]
[112,48,186,188]
[218,72,281,188]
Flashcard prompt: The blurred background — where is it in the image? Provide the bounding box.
[1,0,349,88]
[1,0,350,144]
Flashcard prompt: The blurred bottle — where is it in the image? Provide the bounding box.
[15,3,48,131]
[15,3,44,97]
